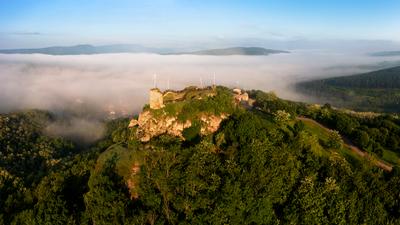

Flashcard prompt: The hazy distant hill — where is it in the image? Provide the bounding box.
[0,45,288,56]
[296,66,400,112]
[369,51,400,57]
[0,44,171,55]
[309,66,400,89]
[168,47,289,56]
[324,60,400,72]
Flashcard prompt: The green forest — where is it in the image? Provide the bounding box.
[2,88,400,224]
[296,66,400,112]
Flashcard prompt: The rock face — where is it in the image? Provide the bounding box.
[129,111,227,142]
[130,111,191,142]
[128,119,138,128]
[200,114,227,134]
[233,88,249,102]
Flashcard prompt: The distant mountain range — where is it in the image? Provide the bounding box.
[0,45,289,56]
[166,47,289,56]
[0,44,170,55]
[369,51,400,57]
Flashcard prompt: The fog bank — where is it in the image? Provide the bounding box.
[1,51,400,141]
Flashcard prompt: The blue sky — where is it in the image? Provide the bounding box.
[0,0,400,49]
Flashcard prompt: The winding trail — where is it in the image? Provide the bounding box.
[297,117,393,172]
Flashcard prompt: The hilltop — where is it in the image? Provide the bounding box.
[128,86,250,142]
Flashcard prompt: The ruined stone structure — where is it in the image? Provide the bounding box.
[149,88,164,109]
[233,88,242,95]
[233,88,249,102]
[129,87,245,142]
[149,86,218,109]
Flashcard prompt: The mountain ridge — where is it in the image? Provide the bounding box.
[164,47,289,56]
[0,45,289,56]
[369,50,400,57]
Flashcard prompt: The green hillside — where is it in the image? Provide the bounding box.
[2,88,400,224]
[296,66,400,112]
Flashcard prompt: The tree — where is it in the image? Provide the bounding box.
[274,110,291,124]
[84,158,130,225]
[354,130,370,149]
[327,130,344,149]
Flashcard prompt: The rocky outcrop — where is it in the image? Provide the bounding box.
[129,111,227,142]
[233,88,249,102]
[128,87,251,142]
[200,114,227,134]
[129,111,191,142]
[128,119,138,128]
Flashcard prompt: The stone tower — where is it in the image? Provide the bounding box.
[149,88,164,109]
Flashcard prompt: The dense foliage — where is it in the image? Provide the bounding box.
[304,105,400,164]
[0,111,117,224]
[251,91,400,165]
[296,66,400,112]
[2,89,400,224]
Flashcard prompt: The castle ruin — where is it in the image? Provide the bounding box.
[149,88,164,109]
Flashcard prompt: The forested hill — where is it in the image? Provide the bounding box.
[296,66,400,112]
[3,87,400,224]
[370,51,400,57]
[312,66,400,89]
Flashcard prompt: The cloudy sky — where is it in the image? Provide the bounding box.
[1,0,400,49]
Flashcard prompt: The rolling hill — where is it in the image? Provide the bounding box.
[296,66,400,112]
[370,51,400,57]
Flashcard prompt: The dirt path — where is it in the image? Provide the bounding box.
[297,117,393,172]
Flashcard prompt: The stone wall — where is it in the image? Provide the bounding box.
[149,88,164,109]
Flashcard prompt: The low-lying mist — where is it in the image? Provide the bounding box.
[1,51,399,143]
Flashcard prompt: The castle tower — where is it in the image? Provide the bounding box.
[149,88,164,109]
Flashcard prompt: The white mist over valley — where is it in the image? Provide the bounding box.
[1,50,400,142]
[2,51,399,116]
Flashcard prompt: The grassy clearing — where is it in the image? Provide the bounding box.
[382,149,400,166]
[301,119,330,142]
[300,119,364,165]
[95,144,140,180]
